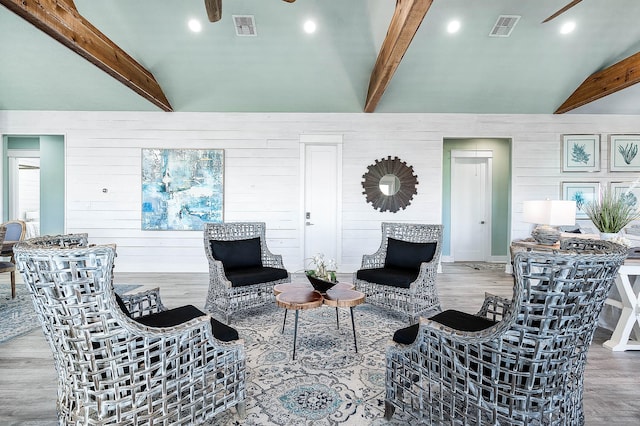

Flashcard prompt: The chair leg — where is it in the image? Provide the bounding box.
[10,271,15,298]
[384,400,395,420]
[236,401,247,419]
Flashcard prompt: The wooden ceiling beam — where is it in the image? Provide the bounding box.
[0,0,172,111]
[364,0,433,113]
[555,51,640,114]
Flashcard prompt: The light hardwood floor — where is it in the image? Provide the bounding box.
[0,264,638,424]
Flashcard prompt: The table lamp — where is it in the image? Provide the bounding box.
[523,200,577,245]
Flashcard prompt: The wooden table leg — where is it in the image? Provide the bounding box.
[335,307,339,329]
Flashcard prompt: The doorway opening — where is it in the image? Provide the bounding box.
[442,138,511,263]
[8,151,40,238]
[3,135,65,236]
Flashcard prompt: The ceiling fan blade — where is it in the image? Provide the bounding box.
[282,0,296,2]
[205,0,222,23]
[542,0,582,23]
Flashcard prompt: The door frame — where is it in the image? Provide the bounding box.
[299,134,343,272]
[450,149,493,262]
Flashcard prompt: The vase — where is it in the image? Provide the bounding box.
[305,274,336,294]
[600,232,619,241]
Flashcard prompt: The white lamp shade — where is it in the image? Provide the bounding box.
[523,200,576,226]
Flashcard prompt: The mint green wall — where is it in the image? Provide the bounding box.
[39,135,65,235]
[3,135,64,234]
[442,138,511,257]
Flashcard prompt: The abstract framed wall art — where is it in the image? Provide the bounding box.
[561,134,600,172]
[609,135,640,171]
[610,181,640,213]
[561,181,600,219]
[141,149,224,230]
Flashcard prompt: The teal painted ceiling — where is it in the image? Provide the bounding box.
[1,0,640,114]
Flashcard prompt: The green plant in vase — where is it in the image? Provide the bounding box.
[306,253,337,283]
[583,188,640,237]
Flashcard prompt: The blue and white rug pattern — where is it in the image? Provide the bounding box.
[213,304,416,425]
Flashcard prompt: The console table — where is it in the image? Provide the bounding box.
[603,259,640,351]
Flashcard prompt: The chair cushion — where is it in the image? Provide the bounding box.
[384,238,437,270]
[392,310,497,345]
[355,267,418,289]
[210,237,262,270]
[392,323,420,344]
[430,309,498,332]
[225,266,288,287]
[135,304,239,342]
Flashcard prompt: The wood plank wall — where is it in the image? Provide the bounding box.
[1,111,639,273]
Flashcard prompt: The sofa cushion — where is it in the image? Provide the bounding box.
[135,304,239,342]
[384,238,437,270]
[355,267,418,289]
[225,266,289,287]
[210,237,262,270]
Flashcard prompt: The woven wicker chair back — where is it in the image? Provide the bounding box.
[13,240,246,425]
[385,240,627,425]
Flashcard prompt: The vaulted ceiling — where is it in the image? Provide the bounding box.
[2,0,640,114]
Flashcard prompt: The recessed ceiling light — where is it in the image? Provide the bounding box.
[447,20,461,34]
[188,19,202,33]
[560,21,575,34]
[303,20,317,34]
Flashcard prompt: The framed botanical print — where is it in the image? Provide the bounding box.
[610,181,640,212]
[561,181,600,219]
[561,134,600,172]
[609,135,640,171]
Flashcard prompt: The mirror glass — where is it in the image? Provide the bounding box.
[379,174,400,196]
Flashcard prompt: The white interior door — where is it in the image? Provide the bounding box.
[451,150,492,261]
[303,144,340,268]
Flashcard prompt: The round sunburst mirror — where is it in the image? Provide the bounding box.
[361,156,418,213]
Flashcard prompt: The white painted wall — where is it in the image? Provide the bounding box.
[1,111,639,273]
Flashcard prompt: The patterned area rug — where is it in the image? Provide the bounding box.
[0,282,141,343]
[212,304,417,425]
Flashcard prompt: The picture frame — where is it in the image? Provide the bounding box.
[141,148,224,230]
[561,181,600,219]
[561,134,600,172]
[610,181,640,213]
[609,135,640,171]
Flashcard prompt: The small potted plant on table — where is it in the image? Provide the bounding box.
[305,253,337,294]
[583,188,640,240]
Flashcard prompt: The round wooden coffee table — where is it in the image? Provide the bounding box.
[275,283,365,360]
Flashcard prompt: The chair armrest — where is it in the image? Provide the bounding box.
[407,258,440,290]
[261,252,286,269]
[476,292,512,322]
[360,252,385,269]
[208,259,234,289]
[119,288,166,318]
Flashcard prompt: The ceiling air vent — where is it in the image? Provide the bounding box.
[489,15,520,37]
[233,15,257,36]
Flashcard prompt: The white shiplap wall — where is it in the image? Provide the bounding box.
[1,111,639,273]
